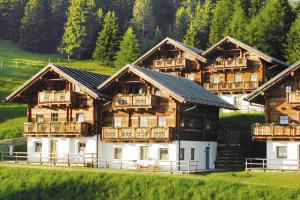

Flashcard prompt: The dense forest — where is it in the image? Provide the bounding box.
[0,0,300,67]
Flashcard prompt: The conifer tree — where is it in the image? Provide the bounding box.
[225,1,247,40]
[174,6,190,41]
[285,14,300,64]
[248,0,264,17]
[19,0,52,53]
[92,11,119,67]
[208,0,235,46]
[245,0,294,59]
[114,27,140,68]
[59,0,98,59]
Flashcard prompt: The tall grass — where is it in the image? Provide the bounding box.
[0,166,299,200]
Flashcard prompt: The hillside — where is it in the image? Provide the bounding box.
[0,39,119,140]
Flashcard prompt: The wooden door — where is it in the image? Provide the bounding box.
[50,140,57,162]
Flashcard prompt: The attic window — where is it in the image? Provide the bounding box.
[285,85,292,93]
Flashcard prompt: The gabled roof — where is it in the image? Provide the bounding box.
[133,37,207,64]
[98,64,236,110]
[202,36,288,67]
[4,63,110,102]
[245,60,300,104]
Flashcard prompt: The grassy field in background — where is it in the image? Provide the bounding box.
[219,112,265,130]
[0,164,300,199]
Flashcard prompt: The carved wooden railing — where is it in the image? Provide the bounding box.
[287,92,300,104]
[153,58,186,69]
[208,58,247,70]
[102,127,174,141]
[38,91,73,104]
[252,123,300,140]
[23,122,92,135]
[112,94,157,109]
[204,81,259,92]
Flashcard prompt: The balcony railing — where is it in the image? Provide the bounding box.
[102,127,175,142]
[252,123,300,140]
[208,58,247,70]
[287,91,300,104]
[23,122,92,136]
[38,90,74,105]
[204,81,259,92]
[112,94,157,109]
[153,58,186,69]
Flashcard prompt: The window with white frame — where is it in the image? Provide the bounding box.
[114,117,122,127]
[76,113,84,122]
[51,113,58,121]
[191,148,195,161]
[235,75,242,82]
[114,147,122,159]
[277,146,287,158]
[78,142,86,153]
[179,148,185,160]
[140,116,148,127]
[140,146,149,160]
[285,85,292,93]
[212,76,220,83]
[159,148,168,160]
[279,115,289,125]
[35,142,42,152]
[187,73,194,80]
[36,114,44,123]
[158,116,167,127]
[250,74,257,82]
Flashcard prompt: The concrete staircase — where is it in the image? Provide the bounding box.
[215,145,245,169]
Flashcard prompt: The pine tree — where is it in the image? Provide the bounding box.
[248,0,264,17]
[115,27,140,67]
[208,0,235,46]
[174,7,190,41]
[285,14,300,64]
[19,0,52,53]
[245,0,294,59]
[93,11,119,66]
[225,0,247,40]
[59,0,98,59]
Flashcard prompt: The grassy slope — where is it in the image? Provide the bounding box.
[0,165,300,199]
[0,39,119,140]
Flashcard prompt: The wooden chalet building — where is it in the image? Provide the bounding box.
[134,36,287,112]
[245,60,300,169]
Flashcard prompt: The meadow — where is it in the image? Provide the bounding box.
[0,164,299,200]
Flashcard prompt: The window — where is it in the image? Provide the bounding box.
[140,116,148,127]
[140,146,149,160]
[114,147,122,159]
[158,116,167,127]
[78,142,86,153]
[159,148,168,160]
[35,142,42,152]
[212,77,220,83]
[280,115,289,125]
[114,117,122,127]
[76,113,84,122]
[191,148,195,161]
[155,88,160,95]
[179,148,185,160]
[36,115,44,123]
[51,113,58,121]
[234,97,242,109]
[250,74,257,82]
[277,146,287,158]
[187,73,194,80]
[285,85,292,93]
[235,75,242,82]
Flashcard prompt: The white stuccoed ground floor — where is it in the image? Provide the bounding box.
[26,136,217,171]
[219,94,264,112]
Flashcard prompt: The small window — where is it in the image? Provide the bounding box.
[35,142,42,152]
[235,75,242,82]
[179,148,185,160]
[280,115,289,125]
[286,85,292,93]
[76,113,84,122]
[187,73,194,80]
[277,146,287,158]
[114,117,122,127]
[212,77,220,83]
[140,146,149,160]
[78,142,86,153]
[140,116,148,127]
[114,147,122,159]
[36,115,44,123]
[155,88,160,95]
[250,74,257,82]
[159,148,168,160]
[191,148,195,161]
[234,97,242,108]
[51,113,58,122]
[158,116,167,127]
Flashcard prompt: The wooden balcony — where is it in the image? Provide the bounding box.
[252,123,300,141]
[102,127,175,142]
[112,94,157,110]
[38,90,74,105]
[204,81,259,93]
[287,91,300,104]
[23,122,92,136]
[208,58,247,70]
[153,58,186,69]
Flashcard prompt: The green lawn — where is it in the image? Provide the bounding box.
[219,112,265,130]
[0,164,300,199]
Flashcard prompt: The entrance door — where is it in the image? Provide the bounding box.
[50,140,57,162]
[205,147,210,170]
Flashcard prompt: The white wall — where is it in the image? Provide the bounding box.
[219,94,264,113]
[266,141,300,170]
